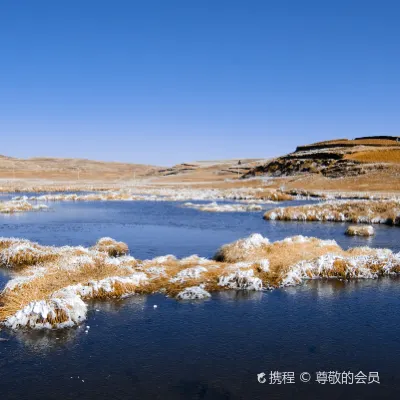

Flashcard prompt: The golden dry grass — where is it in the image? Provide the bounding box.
[0,200,47,214]
[345,225,375,236]
[1,234,400,328]
[90,238,129,257]
[136,266,225,298]
[214,236,342,285]
[249,190,293,201]
[345,149,400,164]
[268,167,400,193]
[0,239,60,268]
[0,254,138,320]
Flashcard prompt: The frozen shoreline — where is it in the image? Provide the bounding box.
[12,187,293,203]
[182,201,267,212]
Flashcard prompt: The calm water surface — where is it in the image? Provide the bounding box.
[1,200,400,399]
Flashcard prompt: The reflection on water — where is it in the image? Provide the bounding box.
[215,289,264,302]
[89,294,148,315]
[10,326,83,352]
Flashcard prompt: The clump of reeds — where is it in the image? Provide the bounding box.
[249,190,293,202]
[0,200,48,214]
[91,237,129,257]
[345,225,375,236]
[214,233,271,262]
[0,249,140,323]
[0,240,59,268]
[1,234,400,330]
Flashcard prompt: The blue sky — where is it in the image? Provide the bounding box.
[1,1,399,166]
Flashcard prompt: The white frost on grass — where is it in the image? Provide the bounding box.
[176,286,211,300]
[214,233,270,262]
[146,266,166,277]
[91,237,129,257]
[276,235,338,247]
[264,200,400,226]
[4,292,87,330]
[0,199,49,214]
[218,269,263,291]
[241,233,270,249]
[180,255,213,265]
[150,255,177,264]
[170,266,208,283]
[225,262,254,270]
[257,259,270,272]
[55,272,149,299]
[183,202,264,212]
[4,267,48,291]
[65,255,96,269]
[281,250,400,287]
[345,225,375,237]
[20,187,293,204]
[0,242,57,268]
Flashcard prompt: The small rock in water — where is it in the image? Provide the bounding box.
[0,338,9,342]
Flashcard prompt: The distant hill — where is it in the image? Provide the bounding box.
[0,155,159,181]
[153,158,268,183]
[244,136,400,179]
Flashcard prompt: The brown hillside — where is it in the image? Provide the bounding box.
[0,155,159,182]
[244,135,400,181]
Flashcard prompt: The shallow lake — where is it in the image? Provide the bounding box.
[1,200,400,399]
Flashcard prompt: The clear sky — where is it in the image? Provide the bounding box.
[1,1,399,166]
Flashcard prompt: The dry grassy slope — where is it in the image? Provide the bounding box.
[0,154,269,191]
[0,155,159,181]
[244,137,400,178]
[344,148,400,164]
[241,136,400,193]
[150,158,268,184]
